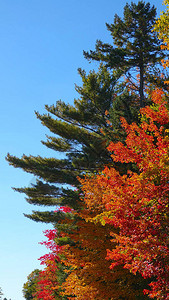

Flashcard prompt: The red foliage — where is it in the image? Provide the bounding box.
[33,228,60,300]
[79,89,169,299]
[33,206,74,299]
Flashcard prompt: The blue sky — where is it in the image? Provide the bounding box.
[0,0,165,299]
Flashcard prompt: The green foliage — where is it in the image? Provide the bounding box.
[23,269,41,300]
[6,1,167,228]
[84,1,166,107]
[6,65,119,224]
[6,2,168,298]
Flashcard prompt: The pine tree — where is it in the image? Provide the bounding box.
[6,2,167,298]
[6,65,123,224]
[6,0,167,264]
[84,1,166,107]
[7,21,165,223]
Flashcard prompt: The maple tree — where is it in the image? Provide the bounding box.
[25,202,150,299]
[7,2,169,299]
[22,89,169,300]
[6,2,166,226]
[79,88,169,299]
[32,223,70,300]
[60,212,150,300]
[32,229,61,300]
[31,208,149,300]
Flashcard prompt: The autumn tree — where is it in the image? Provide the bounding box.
[154,0,169,75]
[59,209,150,300]
[24,206,149,299]
[154,0,169,47]
[6,2,168,299]
[23,269,41,300]
[79,88,169,299]
[6,2,166,226]
[33,226,69,300]
[33,232,70,300]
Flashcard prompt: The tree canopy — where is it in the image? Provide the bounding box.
[6,1,166,225]
[8,1,169,299]
[79,88,169,299]
[84,1,166,107]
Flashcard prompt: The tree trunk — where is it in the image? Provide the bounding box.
[139,64,145,108]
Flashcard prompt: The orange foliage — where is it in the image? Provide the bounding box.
[79,89,169,299]
[60,210,149,299]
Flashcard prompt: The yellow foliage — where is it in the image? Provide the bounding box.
[154,0,169,46]
[60,212,148,299]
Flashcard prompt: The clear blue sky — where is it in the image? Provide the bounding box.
[0,0,165,299]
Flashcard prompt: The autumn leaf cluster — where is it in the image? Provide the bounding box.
[19,1,169,299]
[79,88,169,299]
[29,87,169,300]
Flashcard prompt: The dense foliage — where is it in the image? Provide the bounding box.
[23,269,41,300]
[154,0,169,47]
[7,1,165,226]
[79,88,169,299]
[7,1,169,299]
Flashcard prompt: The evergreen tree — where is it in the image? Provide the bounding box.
[7,65,122,224]
[7,9,165,222]
[6,0,167,267]
[6,2,167,298]
[84,1,166,107]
